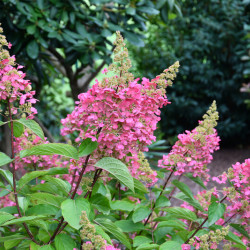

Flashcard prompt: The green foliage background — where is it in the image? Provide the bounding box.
[130,0,250,145]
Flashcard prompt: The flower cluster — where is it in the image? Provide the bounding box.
[213,159,250,228]
[188,226,229,250]
[0,27,37,118]
[61,31,179,183]
[158,101,220,183]
[14,130,68,175]
[0,193,15,208]
[80,211,120,250]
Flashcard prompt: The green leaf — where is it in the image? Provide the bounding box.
[225,231,246,247]
[4,239,22,249]
[61,198,90,229]
[156,0,168,9]
[18,197,29,212]
[12,121,24,137]
[126,7,136,15]
[0,152,13,166]
[90,194,110,214]
[164,207,197,221]
[78,138,98,157]
[39,245,55,250]
[45,176,71,195]
[26,40,39,59]
[136,244,159,250]
[0,169,13,186]
[0,206,18,214]
[30,242,40,250]
[2,215,48,226]
[208,202,226,226]
[172,179,194,200]
[115,220,145,232]
[95,157,134,192]
[157,220,186,230]
[37,0,44,9]
[26,204,59,216]
[55,234,76,250]
[18,171,48,190]
[27,25,36,35]
[133,236,152,247]
[76,22,87,37]
[155,196,171,208]
[15,118,44,140]
[20,143,78,160]
[38,228,50,242]
[0,234,26,243]
[0,211,15,225]
[0,121,7,126]
[134,178,148,193]
[124,31,144,47]
[185,173,207,189]
[230,223,250,239]
[95,218,131,249]
[137,6,159,15]
[159,241,182,250]
[132,206,151,223]
[175,192,204,211]
[18,169,69,191]
[95,224,112,245]
[28,192,66,208]
[110,200,135,212]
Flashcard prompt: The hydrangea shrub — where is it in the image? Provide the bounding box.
[0,26,249,250]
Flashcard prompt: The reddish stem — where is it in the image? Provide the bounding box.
[184,194,228,244]
[138,167,176,235]
[47,127,102,244]
[7,99,38,244]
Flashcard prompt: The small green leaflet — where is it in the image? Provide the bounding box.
[155,196,171,208]
[20,143,78,160]
[157,219,187,230]
[78,138,98,157]
[0,152,13,167]
[1,215,48,226]
[14,118,45,140]
[0,211,15,225]
[61,198,90,230]
[55,234,76,250]
[95,157,134,192]
[132,206,151,223]
[28,192,66,208]
[110,200,135,212]
[0,169,13,187]
[95,225,112,245]
[164,207,197,221]
[12,121,24,137]
[185,173,207,189]
[159,241,182,250]
[208,202,226,226]
[0,121,7,126]
[95,218,131,249]
[90,194,110,214]
[133,178,149,193]
[18,168,69,190]
[115,220,145,232]
[230,223,250,239]
[136,244,159,250]
[133,236,152,247]
[0,234,26,243]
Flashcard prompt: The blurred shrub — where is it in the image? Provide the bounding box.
[130,0,250,146]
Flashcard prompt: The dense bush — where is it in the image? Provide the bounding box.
[0,26,249,250]
[130,0,250,145]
